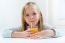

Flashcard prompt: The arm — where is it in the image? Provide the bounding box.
[40,29,55,38]
[30,29,55,39]
[11,31,30,38]
[3,27,21,38]
[3,27,31,38]
[30,25,56,39]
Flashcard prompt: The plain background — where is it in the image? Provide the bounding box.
[0,0,65,43]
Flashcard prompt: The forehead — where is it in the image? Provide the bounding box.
[24,5,39,13]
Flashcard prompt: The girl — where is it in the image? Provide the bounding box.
[3,2,56,39]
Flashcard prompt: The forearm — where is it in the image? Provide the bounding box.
[41,29,56,37]
[11,32,23,38]
[11,31,30,38]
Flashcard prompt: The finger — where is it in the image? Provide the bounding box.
[30,36,39,39]
[30,32,39,37]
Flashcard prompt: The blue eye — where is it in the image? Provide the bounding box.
[26,14,29,16]
[33,12,36,15]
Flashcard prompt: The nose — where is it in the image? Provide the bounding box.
[30,15,34,19]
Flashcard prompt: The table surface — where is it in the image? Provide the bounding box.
[0,35,65,43]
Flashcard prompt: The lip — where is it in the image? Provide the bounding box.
[30,21,34,22]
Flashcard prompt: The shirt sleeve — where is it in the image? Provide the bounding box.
[3,29,13,38]
[3,27,21,38]
[54,29,65,37]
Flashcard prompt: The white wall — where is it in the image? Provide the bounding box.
[0,0,20,32]
[49,0,65,29]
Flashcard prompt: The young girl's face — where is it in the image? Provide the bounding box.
[24,5,40,27]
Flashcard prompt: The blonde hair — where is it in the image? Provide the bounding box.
[21,2,44,31]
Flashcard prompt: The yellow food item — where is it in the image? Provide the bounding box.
[30,28,38,33]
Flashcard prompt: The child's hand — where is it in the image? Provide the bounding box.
[29,32,45,39]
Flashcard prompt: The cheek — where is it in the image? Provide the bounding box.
[24,17,30,23]
[35,14,40,21]
[24,17,28,22]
